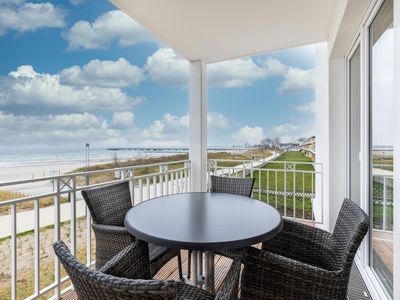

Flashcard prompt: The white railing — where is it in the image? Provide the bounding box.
[207,159,323,223]
[372,173,393,232]
[0,160,191,300]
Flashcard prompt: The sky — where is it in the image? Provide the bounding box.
[0,0,316,149]
[372,28,394,146]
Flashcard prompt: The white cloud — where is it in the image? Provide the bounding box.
[63,10,156,51]
[138,111,229,146]
[112,111,135,129]
[0,107,231,147]
[233,126,264,145]
[145,48,189,85]
[0,111,124,147]
[0,1,66,35]
[208,58,267,88]
[140,112,229,140]
[140,113,188,140]
[207,112,229,128]
[145,48,314,92]
[60,58,144,88]
[291,101,315,113]
[278,68,314,94]
[267,122,314,143]
[49,112,103,128]
[0,65,142,114]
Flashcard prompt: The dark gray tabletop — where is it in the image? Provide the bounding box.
[124,192,283,251]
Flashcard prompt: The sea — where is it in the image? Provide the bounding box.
[0,147,171,168]
[0,147,183,184]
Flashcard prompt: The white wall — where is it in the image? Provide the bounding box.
[328,57,347,232]
[315,42,330,230]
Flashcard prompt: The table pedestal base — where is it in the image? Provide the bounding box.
[189,250,215,293]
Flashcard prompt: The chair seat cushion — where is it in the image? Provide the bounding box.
[176,282,214,300]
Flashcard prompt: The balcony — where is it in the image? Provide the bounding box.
[0,154,374,299]
[0,0,398,298]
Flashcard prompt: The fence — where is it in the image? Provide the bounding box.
[0,160,191,300]
[207,159,323,223]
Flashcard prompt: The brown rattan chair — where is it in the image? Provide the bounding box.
[81,181,183,278]
[54,240,241,300]
[240,198,369,300]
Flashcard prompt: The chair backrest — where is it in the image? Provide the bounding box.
[331,198,369,270]
[81,181,132,226]
[53,241,177,300]
[210,175,255,197]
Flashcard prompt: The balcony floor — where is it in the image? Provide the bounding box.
[60,250,371,300]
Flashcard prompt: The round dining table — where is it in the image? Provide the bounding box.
[124,192,282,292]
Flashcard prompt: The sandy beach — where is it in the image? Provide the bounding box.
[0,158,114,195]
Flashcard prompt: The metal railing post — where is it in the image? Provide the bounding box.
[383,176,387,231]
[54,178,61,299]
[283,161,287,217]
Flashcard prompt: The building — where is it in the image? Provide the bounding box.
[279,142,300,152]
[300,136,316,160]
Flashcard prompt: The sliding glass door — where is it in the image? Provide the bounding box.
[369,0,394,296]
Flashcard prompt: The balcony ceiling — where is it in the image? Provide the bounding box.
[111,0,338,63]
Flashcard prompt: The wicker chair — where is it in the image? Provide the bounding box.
[81,181,183,278]
[240,198,369,300]
[210,175,255,197]
[54,240,241,300]
[207,175,255,264]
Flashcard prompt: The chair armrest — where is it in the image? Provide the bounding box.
[215,259,241,300]
[241,247,342,300]
[216,248,247,262]
[92,224,136,268]
[99,240,152,280]
[92,224,135,245]
[262,218,333,268]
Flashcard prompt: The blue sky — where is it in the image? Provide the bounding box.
[0,0,315,148]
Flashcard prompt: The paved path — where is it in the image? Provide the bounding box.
[372,167,393,176]
[0,154,277,238]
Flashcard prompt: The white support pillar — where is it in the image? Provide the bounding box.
[328,56,347,233]
[315,42,329,230]
[189,61,208,192]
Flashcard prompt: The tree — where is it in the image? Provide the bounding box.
[273,137,281,153]
[260,137,273,151]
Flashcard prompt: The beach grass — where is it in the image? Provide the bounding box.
[71,151,272,185]
[0,217,94,300]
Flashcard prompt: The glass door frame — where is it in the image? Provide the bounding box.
[345,39,362,261]
[345,0,396,298]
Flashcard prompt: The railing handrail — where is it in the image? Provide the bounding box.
[0,159,190,187]
[208,158,320,165]
[0,166,191,207]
